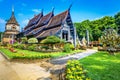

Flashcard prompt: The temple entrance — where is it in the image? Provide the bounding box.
[62,30,68,41]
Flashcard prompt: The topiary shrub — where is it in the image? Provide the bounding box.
[28,38,38,44]
[41,36,61,50]
[66,60,90,80]
[63,43,72,53]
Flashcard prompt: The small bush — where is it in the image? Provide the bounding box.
[12,43,20,48]
[66,60,90,80]
[69,44,75,50]
[41,46,49,50]
[27,44,37,51]
[63,43,72,53]
[17,44,26,49]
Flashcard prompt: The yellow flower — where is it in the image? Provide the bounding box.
[80,67,83,70]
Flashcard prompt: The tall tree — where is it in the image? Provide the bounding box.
[75,16,116,41]
[114,12,120,34]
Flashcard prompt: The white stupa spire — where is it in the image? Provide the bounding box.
[12,5,14,12]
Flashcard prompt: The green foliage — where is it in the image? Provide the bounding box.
[28,38,38,44]
[69,44,74,50]
[114,12,120,26]
[63,43,72,53]
[12,43,20,48]
[75,20,93,40]
[17,44,26,49]
[66,60,90,80]
[41,46,49,50]
[27,44,37,51]
[75,16,116,41]
[114,12,120,34]
[41,36,60,44]
[0,32,4,42]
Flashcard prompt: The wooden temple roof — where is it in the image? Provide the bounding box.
[26,12,53,36]
[24,12,43,30]
[36,10,69,38]
[24,9,69,39]
[46,10,68,28]
[36,25,62,38]
[36,12,53,27]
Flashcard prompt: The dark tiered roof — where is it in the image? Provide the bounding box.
[24,12,43,30]
[36,10,69,38]
[46,10,68,28]
[24,9,70,39]
[26,12,54,36]
[6,11,19,26]
[36,26,61,38]
[36,12,54,27]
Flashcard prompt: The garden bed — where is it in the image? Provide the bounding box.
[0,47,82,60]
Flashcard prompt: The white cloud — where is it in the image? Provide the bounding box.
[0,18,6,24]
[22,3,27,7]
[0,18,5,32]
[32,9,41,13]
[22,19,29,25]
[18,13,24,16]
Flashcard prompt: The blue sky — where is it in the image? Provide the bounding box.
[0,0,120,32]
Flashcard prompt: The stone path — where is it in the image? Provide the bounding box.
[0,52,50,80]
[50,49,98,65]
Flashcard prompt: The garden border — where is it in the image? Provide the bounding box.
[0,50,11,61]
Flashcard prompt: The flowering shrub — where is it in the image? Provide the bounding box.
[66,60,90,80]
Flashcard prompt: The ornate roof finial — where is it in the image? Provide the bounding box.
[41,8,43,13]
[68,4,73,11]
[52,7,55,12]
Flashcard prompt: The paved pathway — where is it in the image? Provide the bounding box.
[0,52,50,80]
[50,49,98,65]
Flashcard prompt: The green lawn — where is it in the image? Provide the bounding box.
[0,47,82,59]
[79,51,120,80]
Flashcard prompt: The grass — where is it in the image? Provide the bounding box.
[79,51,120,80]
[0,47,82,59]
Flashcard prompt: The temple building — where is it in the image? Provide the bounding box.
[19,7,76,46]
[2,7,20,43]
